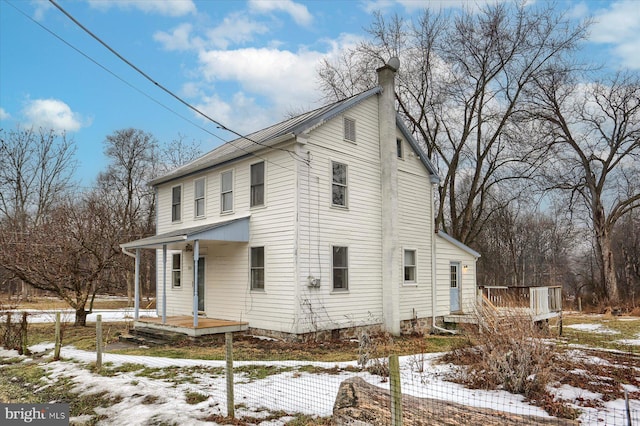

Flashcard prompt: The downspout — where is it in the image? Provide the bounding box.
[431,182,456,335]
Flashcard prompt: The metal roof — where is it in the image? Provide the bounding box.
[120,216,250,249]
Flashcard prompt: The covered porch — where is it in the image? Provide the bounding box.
[120,216,250,335]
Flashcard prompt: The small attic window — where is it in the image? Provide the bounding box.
[343,117,356,142]
[396,138,403,159]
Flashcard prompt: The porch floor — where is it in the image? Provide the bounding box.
[135,316,248,337]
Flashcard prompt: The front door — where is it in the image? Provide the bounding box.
[197,257,205,312]
[450,262,461,312]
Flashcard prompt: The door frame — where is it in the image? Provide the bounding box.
[196,256,206,314]
[450,261,461,313]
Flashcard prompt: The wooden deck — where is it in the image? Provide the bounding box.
[135,316,248,337]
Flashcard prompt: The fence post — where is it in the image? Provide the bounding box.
[389,354,402,425]
[54,312,61,360]
[625,389,632,426]
[20,311,28,355]
[96,314,102,372]
[578,297,582,312]
[225,332,234,419]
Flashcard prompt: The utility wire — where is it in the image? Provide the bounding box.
[4,0,291,172]
[47,0,310,165]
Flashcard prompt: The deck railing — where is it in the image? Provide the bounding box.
[480,285,562,321]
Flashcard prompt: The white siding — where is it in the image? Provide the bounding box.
[397,134,435,320]
[435,235,478,315]
[155,149,298,333]
[295,96,385,333]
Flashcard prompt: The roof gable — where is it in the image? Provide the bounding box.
[151,86,439,186]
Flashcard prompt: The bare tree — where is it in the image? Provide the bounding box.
[0,126,76,229]
[318,2,588,245]
[97,129,159,304]
[528,71,640,305]
[157,133,202,176]
[0,193,121,325]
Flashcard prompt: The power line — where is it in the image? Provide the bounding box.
[47,0,310,166]
[4,0,293,172]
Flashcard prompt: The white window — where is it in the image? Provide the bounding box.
[171,185,181,222]
[344,117,356,142]
[250,162,265,207]
[404,249,416,283]
[172,253,181,288]
[331,161,347,207]
[194,178,205,218]
[332,246,348,290]
[450,263,458,288]
[396,138,403,159]
[221,170,233,213]
[250,246,265,290]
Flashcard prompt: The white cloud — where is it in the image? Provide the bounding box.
[31,0,52,21]
[590,0,640,69]
[154,23,203,51]
[248,0,313,26]
[0,107,10,120]
[87,0,196,17]
[22,99,86,132]
[206,13,270,49]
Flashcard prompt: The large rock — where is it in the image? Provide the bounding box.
[333,377,578,426]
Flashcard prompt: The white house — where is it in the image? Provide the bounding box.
[121,58,480,339]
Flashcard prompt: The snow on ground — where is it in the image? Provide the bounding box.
[565,323,621,334]
[0,309,157,323]
[2,310,639,425]
[615,334,640,346]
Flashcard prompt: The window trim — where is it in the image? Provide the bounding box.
[331,161,348,208]
[220,169,234,214]
[250,246,265,291]
[171,252,181,288]
[250,161,265,208]
[194,177,206,219]
[403,248,417,285]
[450,262,459,289]
[332,245,349,291]
[343,117,356,143]
[171,184,182,223]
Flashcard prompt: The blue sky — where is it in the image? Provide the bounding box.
[1,0,639,186]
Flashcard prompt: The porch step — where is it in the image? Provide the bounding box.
[444,314,479,324]
[120,327,187,346]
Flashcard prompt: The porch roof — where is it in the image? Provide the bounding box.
[120,216,250,250]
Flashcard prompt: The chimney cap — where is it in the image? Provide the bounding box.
[387,57,400,71]
[377,57,400,73]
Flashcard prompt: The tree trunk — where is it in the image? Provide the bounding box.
[593,203,620,307]
[74,307,88,327]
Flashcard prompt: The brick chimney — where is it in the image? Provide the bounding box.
[377,57,401,336]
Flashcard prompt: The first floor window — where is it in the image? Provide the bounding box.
[331,161,347,207]
[194,178,205,217]
[251,246,265,290]
[171,185,181,222]
[404,249,416,282]
[332,246,348,290]
[172,253,181,287]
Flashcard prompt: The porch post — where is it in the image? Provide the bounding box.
[162,244,167,324]
[134,248,140,321]
[193,239,200,328]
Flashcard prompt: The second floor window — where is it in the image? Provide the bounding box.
[250,162,265,207]
[332,161,347,207]
[344,117,356,142]
[221,170,233,213]
[171,185,181,222]
[194,178,205,218]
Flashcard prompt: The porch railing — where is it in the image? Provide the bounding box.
[480,285,562,320]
